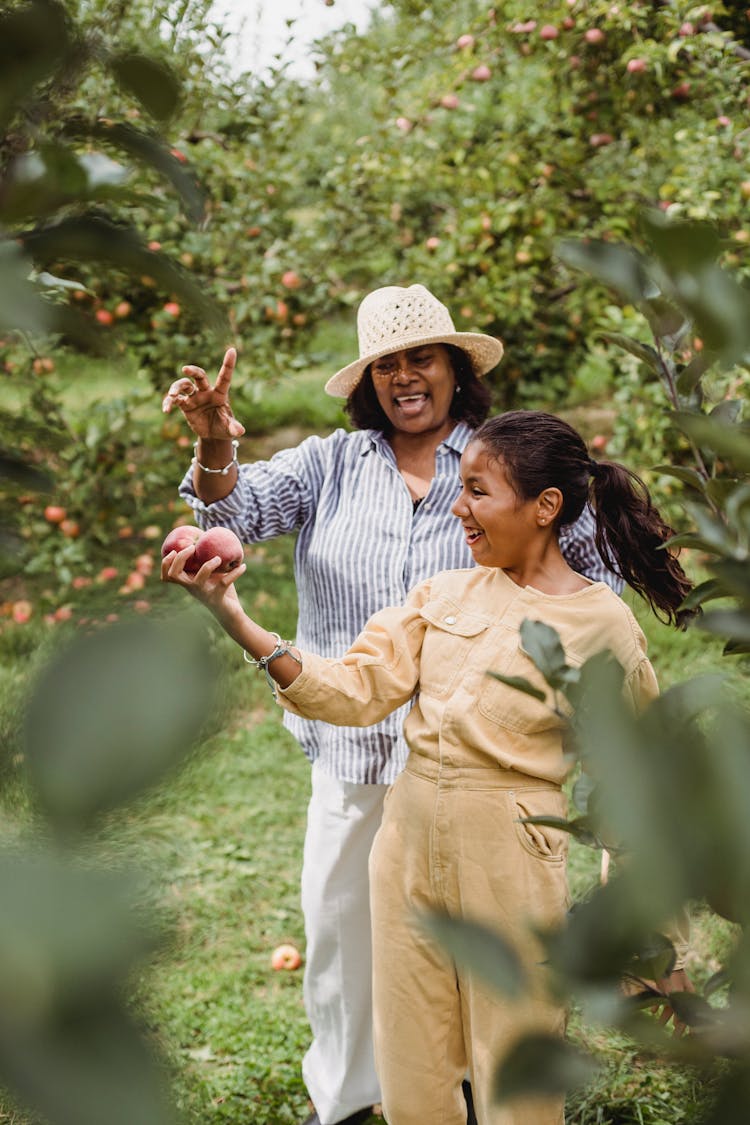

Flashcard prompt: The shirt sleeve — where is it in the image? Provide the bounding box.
[277,581,432,727]
[560,505,624,594]
[623,656,660,713]
[177,434,333,542]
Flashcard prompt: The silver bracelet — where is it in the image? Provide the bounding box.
[192,439,239,475]
[243,632,302,697]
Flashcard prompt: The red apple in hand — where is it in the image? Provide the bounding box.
[194,527,244,574]
[161,525,203,573]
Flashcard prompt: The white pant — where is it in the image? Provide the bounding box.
[300,761,388,1124]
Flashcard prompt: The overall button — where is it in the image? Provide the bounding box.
[444,615,456,625]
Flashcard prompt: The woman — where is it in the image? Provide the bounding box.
[161,286,619,1125]
[162,410,692,1125]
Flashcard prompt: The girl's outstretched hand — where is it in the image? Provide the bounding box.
[161,542,246,621]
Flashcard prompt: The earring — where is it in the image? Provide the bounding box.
[454,385,462,395]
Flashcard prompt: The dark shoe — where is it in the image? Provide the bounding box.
[301,1109,373,1125]
[463,1079,478,1125]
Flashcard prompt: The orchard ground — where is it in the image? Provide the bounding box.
[0,338,744,1125]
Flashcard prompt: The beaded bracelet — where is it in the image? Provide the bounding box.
[192,439,239,475]
[243,632,302,697]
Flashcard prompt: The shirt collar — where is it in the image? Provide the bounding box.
[362,421,474,457]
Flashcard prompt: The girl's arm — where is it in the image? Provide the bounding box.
[161,543,426,723]
[161,544,302,689]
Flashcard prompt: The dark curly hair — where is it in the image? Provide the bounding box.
[344,344,491,433]
[473,411,695,629]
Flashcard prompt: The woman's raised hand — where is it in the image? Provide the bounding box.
[162,346,246,440]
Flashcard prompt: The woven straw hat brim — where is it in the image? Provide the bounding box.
[324,331,504,398]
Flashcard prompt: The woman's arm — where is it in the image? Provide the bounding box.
[162,347,245,505]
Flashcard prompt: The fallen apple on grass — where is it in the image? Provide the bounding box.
[271,943,302,971]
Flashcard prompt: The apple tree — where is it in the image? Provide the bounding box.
[296,0,750,408]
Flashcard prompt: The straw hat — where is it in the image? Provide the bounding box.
[325,284,504,397]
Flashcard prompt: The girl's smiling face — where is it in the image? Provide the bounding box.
[452,440,544,572]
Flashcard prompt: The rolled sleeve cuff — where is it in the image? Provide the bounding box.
[276,653,330,716]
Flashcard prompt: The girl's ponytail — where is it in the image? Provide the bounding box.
[588,460,694,628]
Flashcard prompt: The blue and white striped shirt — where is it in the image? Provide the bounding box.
[179,423,621,784]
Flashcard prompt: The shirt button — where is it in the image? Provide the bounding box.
[444,615,456,625]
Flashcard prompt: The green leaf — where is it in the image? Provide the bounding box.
[19,213,226,332]
[0,238,53,334]
[556,238,657,305]
[23,616,218,828]
[34,271,89,293]
[641,214,750,366]
[486,671,546,702]
[652,464,706,492]
[519,619,578,691]
[493,1034,598,1103]
[704,969,732,999]
[0,451,51,490]
[0,0,71,128]
[668,992,718,1029]
[641,295,689,345]
[571,773,596,814]
[704,477,742,508]
[679,577,729,611]
[64,119,205,223]
[625,930,676,983]
[676,352,713,396]
[641,210,723,270]
[0,856,158,1023]
[663,532,727,554]
[418,910,526,998]
[699,609,750,644]
[597,332,660,372]
[724,638,750,656]
[712,559,750,600]
[0,1004,177,1125]
[109,51,181,122]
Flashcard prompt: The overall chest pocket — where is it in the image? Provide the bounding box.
[478,628,585,734]
[418,601,490,697]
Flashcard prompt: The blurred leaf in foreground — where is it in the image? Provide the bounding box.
[23,614,218,830]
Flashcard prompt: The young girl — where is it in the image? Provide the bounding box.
[162,411,693,1125]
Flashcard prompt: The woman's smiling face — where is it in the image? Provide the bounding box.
[370,343,457,436]
[452,440,542,570]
